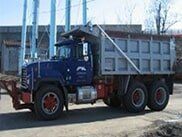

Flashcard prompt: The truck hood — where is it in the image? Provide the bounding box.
[24,60,63,78]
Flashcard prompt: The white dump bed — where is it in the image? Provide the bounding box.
[101,33,175,75]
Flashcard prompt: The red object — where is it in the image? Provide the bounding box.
[95,80,113,99]
[43,94,58,110]
[22,92,31,103]
[156,89,163,102]
[95,83,106,99]
[0,80,33,110]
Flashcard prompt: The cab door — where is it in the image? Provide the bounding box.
[69,43,93,85]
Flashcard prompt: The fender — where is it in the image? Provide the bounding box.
[34,78,63,90]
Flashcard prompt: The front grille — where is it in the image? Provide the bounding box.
[21,68,28,88]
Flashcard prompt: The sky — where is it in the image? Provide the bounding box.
[0,0,182,30]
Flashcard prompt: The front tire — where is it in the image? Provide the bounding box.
[34,86,64,120]
[123,81,148,113]
[147,81,169,111]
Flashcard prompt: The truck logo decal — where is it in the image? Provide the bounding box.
[76,66,86,72]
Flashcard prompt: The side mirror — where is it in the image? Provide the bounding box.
[83,43,88,56]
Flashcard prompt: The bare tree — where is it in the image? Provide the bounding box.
[116,0,137,32]
[116,0,136,25]
[146,0,179,35]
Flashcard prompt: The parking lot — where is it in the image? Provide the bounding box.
[0,84,182,137]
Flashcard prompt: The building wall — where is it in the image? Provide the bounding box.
[1,44,31,74]
[3,46,19,73]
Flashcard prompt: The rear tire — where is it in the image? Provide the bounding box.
[123,81,148,113]
[147,81,169,111]
[34,86,64,120]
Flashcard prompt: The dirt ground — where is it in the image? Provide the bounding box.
[0,84,182,137]
[142,121,182,137]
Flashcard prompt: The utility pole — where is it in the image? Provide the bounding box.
[83,0,87,25]
[19,0,28,75]
[49,0,57,59]
[65,0,71,32]
[31,0,39,60]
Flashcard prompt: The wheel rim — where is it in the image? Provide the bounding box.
[132,88,145,107]
[41,92,60,115]
[154,87,167,106]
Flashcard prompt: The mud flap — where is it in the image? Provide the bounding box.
[62,86,69,111]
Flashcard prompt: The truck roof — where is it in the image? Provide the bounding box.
[55,39,75,47]
[61,26,99,38]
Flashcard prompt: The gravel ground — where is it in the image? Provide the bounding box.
[142,120,182,137]
[0,84,182,137]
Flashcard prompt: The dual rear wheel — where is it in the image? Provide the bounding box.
[147,81,169,111]
[123,82,148,112]
[103,81,170,113]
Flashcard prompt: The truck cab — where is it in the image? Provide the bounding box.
[22,39,93,90]
[21,38,98,120]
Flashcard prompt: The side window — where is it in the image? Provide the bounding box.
[76,44,83,59]
[60,46,71,59]
[75,43,89,60]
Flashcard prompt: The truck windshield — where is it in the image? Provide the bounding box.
[58,46,71,59]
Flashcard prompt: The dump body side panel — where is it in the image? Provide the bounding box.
[100,37,176,75]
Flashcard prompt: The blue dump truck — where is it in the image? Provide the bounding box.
[0,25,176,120]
